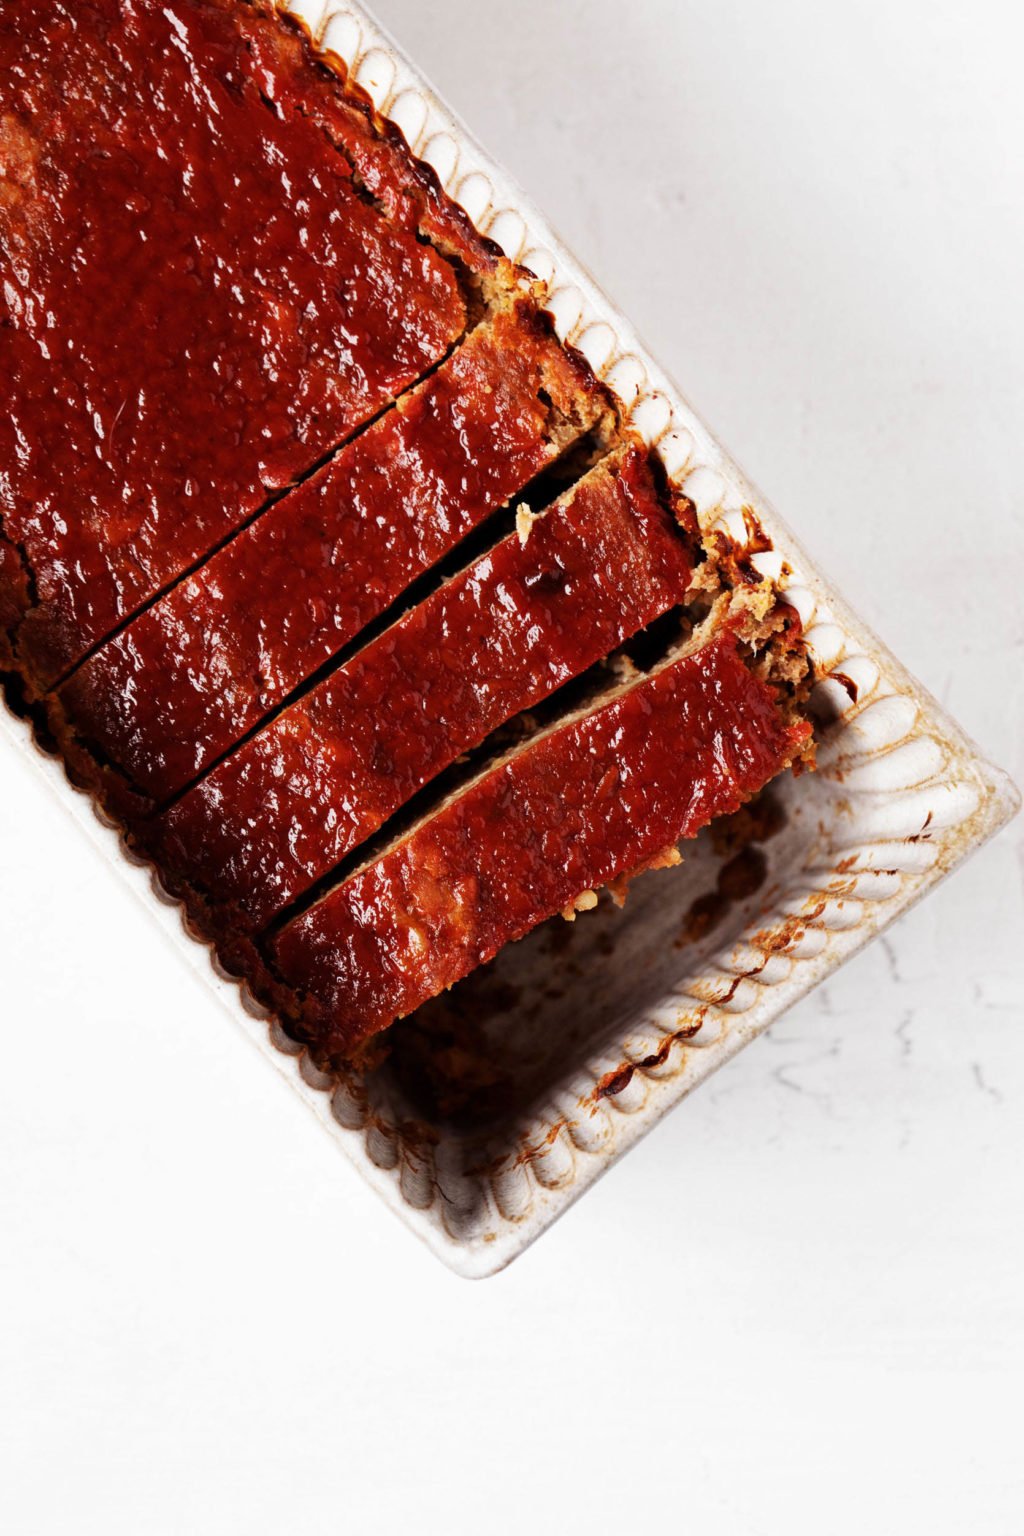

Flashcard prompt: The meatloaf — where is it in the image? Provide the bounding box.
[0,0,815,1075]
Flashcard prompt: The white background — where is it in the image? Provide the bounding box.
[2,1,1022,1531]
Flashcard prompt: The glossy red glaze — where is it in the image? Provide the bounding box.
[272,631,812,1053]
[220,0,497,273]
[57,306,602,801]
[153,447,694,929]
[0,0,465,685]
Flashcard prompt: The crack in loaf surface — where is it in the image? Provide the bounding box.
[0,0,503,690]
[145,443,700,936]
[268,612,813,1059]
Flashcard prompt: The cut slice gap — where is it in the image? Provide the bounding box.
[5,0,545,692]
[153,412,618,817]
[147,441,701,946]
[4,174,466,691]
[263,595,756,937]
[50,298,617,819]
[258,602,701,943]
[47,329,469,698]
[264,597,813,1058]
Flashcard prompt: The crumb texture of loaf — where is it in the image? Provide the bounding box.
[148,442,697,933]
[0,0,475,688]
[270,628,813,1056]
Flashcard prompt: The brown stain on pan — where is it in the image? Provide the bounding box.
[592,876,859,1103]
[513,1117,570,1169]
[592,1011,707,1102]
[831,671,860,704]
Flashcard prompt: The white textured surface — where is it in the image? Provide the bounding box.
[1,0,1021,1530]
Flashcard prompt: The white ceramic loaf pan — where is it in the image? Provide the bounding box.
[2,0,1017,1276]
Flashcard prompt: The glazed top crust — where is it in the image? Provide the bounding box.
[0,0,468,685]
